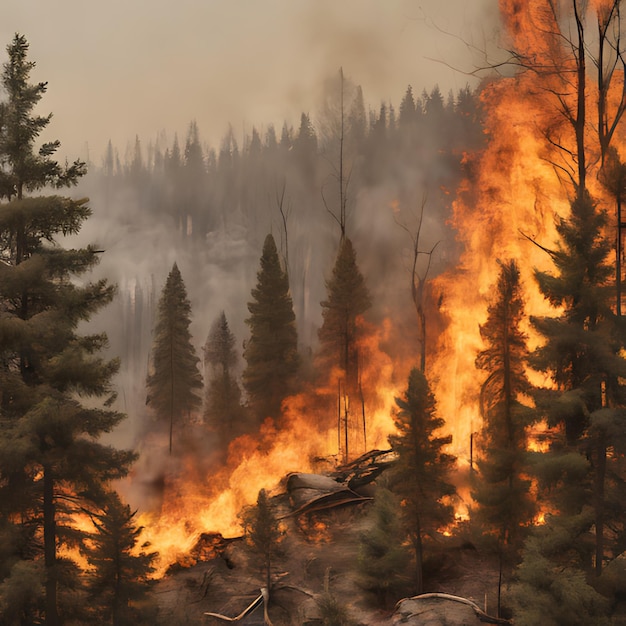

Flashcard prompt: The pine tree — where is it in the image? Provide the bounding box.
[241,489,282,591]
[388,368,456,595]
[83,492,157,626]
[146,262,203,454]
[511,526,610,626]
[243,234,299,423]
[399,85,416,127]
[203,311,243,438]
[530,192,626,573]
[472,259,536,616]
[357,487,409,607]
[318,237,371,395]
[0,33,135,626]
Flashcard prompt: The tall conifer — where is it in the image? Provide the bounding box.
[203,311,243,439]
[83,492,157,626]
[0,34,135,625]
[146,262,203,454]
[388,368,456,594]
[243,234,299,422]
[318,237,371,394]
[472,259,535,616]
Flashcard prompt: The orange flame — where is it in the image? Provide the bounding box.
[132,319,400,574]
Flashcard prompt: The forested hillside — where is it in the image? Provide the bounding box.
[4,1,626,624]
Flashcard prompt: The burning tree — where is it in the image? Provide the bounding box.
[472,2,626,621]
[243,233,299,424]
[318,237,371,461]
[472,259,536,617]
[146,262,203,454]
[0,34,135,625]
[83,492,157,625]
[388,368,456,595]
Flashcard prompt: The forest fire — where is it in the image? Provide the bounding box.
[133,1,620,573]
[134,320,400,574]
[428,0,626,466]
[6,3,626,623]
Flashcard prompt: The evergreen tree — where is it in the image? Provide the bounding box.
[357,487,409,607]
[83,492,157,626]
[511,192,626,622]
[472,259,536,616]
[241,489,282,591]
[388,368,456,595]
[399,85,416,127]
[0,34,135,626]
[146,262,203,454]
[530,191,626,573]
[203,311,243,438]
[294,113,318,172]
[318,237,371,394]
[511,525,610,626]
[243,234,299,423]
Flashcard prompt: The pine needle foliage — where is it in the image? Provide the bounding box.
[357,487,409,606]
[527,190,626,580]
[203,311,243,437]
[318,237,371,394]
[83,492,157,626]
[146,262,203,453]
[0,33,135,626]
[472,260,535,614]
[243,234,299,422]
[241,489,283,591]
[388,368,456,594]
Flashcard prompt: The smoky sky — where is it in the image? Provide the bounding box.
[0,0,499,162]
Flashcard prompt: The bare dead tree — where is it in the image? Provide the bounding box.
[273,179,292,278]
[395,194,440,373]
[321,67,352,241]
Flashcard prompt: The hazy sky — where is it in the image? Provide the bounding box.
[0,1,500,163]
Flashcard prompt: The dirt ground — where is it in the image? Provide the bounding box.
[151,490,504,625]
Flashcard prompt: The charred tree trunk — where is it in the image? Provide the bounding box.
[413,517,424,595]
[43,464,59,626]
[594,432,607,576]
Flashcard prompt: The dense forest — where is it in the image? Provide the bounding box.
[3,1,626,624]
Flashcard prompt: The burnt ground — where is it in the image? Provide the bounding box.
[151,490,504,626]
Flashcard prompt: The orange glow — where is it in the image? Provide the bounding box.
[133,318,401,574]
[126,2,626,574]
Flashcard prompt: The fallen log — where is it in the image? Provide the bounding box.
[205,587,273,624]
[394,593,511,625]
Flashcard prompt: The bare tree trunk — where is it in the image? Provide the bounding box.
[43,465,59,626]
[595,432,607,576]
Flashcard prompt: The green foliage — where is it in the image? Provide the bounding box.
[527,190,626,592]
[243,234,299,422]
[511,530,610,626]
[531,192,624,440]
[388,368,456,593]
[316,593,356,626]
[472,260,535,564]
[203,311,244,436]
[241,489,283,590]
[146,262,203,452]
[357,487,409,605]
[318,237,371,393]
[0,33,135,626]
[0,560,44,626]
[83,491,157,626]
[204,311,238,375]
[0,34,85,200]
